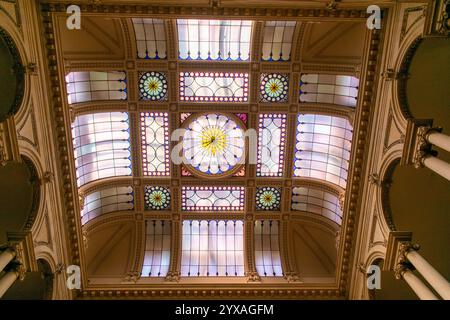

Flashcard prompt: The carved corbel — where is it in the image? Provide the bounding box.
[165,271,180,282]
[284,271,301,283]
[123,271,141,284]
[245,271,261,283]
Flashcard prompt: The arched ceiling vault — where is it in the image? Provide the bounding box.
[38,1,382,299]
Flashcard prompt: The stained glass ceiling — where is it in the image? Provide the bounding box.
[66,18,359,279]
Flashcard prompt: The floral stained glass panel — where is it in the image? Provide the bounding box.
[139,72,168,101]
[260,73,289,103]
[144,186,171,210]
[180,72,249,102]
[181,186,245,212]
[256,114,287,177]
[140,112,170,176]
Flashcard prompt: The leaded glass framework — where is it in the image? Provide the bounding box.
[177,19,252,61]
[180,72,249,102]
[132,18,167,59]
[140,112,170,176]
[66,71,127,104]
[261,21,296,61]
[293,114,353,188]
[72,112,132,187]
[181,186,245,212]
[291,187,343,225]
[142,220,171,277]
[254,220,283,277]
[299,74,359,107]
[80,186,134,225]
[256,114,287,177]
[181,220,245,276]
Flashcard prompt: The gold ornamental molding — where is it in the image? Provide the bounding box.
[40,3,386,298]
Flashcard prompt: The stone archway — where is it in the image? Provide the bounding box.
[0,27,25,122]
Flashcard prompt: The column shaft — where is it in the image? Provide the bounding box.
[427,131,450,152]
[0,249,16,272]
[422,156,450,181]
[0,271,19,298]
[407,250,450,300]
[402,270,438,300]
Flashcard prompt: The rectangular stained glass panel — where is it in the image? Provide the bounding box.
[81,186,134,225]
[142,220,171,277]
[66,71,127,104]
[181,186,245,212]
[254,220,283,276]
[300,74,359,107]
[180,72,249,102]
[72,112,132,187]
[293,114,353,188]
[177,19,252,61]
[256,114,287,177]
[181,220,244,276]
[132,18,167,59]
[291,187,343,225]
[262,21,296,61]
[140,112,170,176]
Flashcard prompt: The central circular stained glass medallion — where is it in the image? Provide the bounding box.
[183,113,245,177]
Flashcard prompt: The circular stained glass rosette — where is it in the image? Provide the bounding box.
[256,187,281,210]
[144,186,171,210]
[139,72,168,101]
[260,74,289,102]
[183,113,245,176]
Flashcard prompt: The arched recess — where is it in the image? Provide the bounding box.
[0,155,41,243]
[37,259,54,300]
[395,36,423,121]
[287,215,339,281]
[0,27,25,122]
[380,157,401,232]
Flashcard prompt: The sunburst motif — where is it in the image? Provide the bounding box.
[144,186,171,210]
[139,72,168,101]
[183,113,245,176]
[260,73,289,102]
[200,126,227,157]
[256,187,281,210]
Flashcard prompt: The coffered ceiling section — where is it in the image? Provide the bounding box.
[47,3,371,296]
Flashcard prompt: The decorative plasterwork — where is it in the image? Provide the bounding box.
[401,118,437,168]
[399,5,427,44]
[39,2,384,298]
[383,231,413,272]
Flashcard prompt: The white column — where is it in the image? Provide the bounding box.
[422,155,450,181]
[0,270,19,298]
[407,250,450,300]
[426,131,450,153]
[0,249,16,272]
[402,269,439,300]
